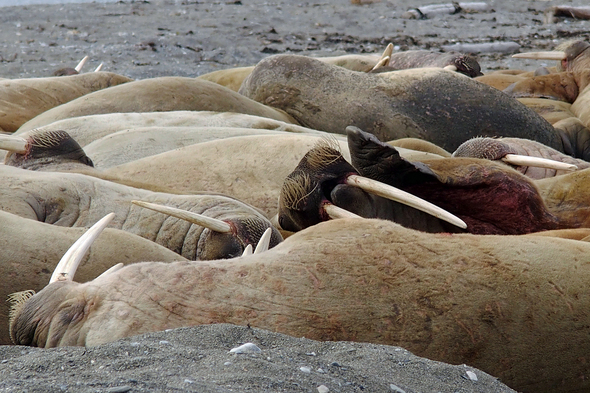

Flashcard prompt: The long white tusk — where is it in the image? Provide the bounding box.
[0,134,28,154]
[371,56,390,71]
[512,51,566,60]
[502,154,578,171]
[323,203,363,219]
[131,200,232,233]
[242,244,253,256]
[50,213,115,284]
[381,43,393,61]
[94,62,104,72]
[443,65,458,72]
[253,227,272,254]
[95,263,124,280]
[74,55,89,72]
[346,175,467,229]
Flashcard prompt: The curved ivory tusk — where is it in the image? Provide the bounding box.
[371,56,390,71]
[242,244,253,256]
[512,51,566,60]
[253,227,273,254]
[74,55,89,72]
[94,63,104,72]
[346,175,467,229]
[0,134,28,154]
[381,43,393,61]
[95,263,124,279]
[131,200,232,233]
[443,65,458,72]
[323,203,363,219]
[50,213,115,284]
[502,154,578,171]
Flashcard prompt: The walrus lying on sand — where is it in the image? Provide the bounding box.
[9,216,590,393]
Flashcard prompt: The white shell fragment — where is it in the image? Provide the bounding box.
[299,366,311,374]
[229,342,261,354]
[466,370,478,381]
[317,385,330,393]
[390,384,407,393]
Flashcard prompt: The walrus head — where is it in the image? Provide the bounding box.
[1,129,94,170]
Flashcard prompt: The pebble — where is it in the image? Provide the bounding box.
[229,342,261,354]
[300,366,311,374]
[106,386,132,393]
[466,370,478,381]
[390,384,406,393]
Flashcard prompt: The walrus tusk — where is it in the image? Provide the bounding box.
[95,263,124,279]
[253,227,273,254]
[502,154,578,171]
[512,51,566,60]
[49,212,116,284]
[74,56,89,73]
[131,200,232,233]
[346,175,468,229]
[0,134,28,154]
[241,244,253,256]
[443,65,458,72]
[323,203,363,220]
[94,63,104,72]
[371,43,394,71]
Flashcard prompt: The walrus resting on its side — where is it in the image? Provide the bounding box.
[238,54,562,152]
[279,127,588,235]
[9,216,590,393]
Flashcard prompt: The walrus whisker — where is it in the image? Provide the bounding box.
[7,289,36,343]
[512,51,566,60]
[50,212,116,284]
[346,175,467,229]
[131,200,232,233]
[253,227,272,254]
[74,55,89,73]
[0,134,28,154]
[306,137,342,170]
[281,173,318,211]
[323,203,363,219]
[502,154,578,171]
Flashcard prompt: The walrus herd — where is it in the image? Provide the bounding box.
[2,40,590,393]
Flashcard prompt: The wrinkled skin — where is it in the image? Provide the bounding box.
[0,210,184,345]
[239,54,562,152]
[452,136,590,179]
[0,165,282,260]
[9,218,590,393]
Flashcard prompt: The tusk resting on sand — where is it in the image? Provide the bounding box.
[49,213,115,284]
[131,200,232,233]
[345,174,467,229]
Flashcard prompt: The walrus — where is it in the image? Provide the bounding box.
[0,210,185,345]
[279,127,590,235]
[238,54,562,152]
[8,216,590,393]
[0,71,132,133]
[15,77,298,133]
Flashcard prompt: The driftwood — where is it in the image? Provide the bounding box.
[544,6,590,24]
[402,2,491,19]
